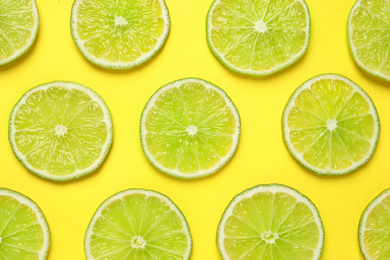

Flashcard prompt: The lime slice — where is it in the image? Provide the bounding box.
[217,184,324,260]
[206,0,311,77]
[282,74,380,175]
[0,188,50,259]
[348,0,390,81]
[0,0,39,66]
[71,0,170,70]
[359,188,390,259]
[85,188,192,259]
[140,78,240,179]
[9,81,113,182]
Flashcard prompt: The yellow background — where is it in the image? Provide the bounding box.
[0,0,389,259]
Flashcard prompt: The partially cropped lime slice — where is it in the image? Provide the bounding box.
[71,0,170,70]
[206,0,310,77]
[0,188,50,259]
[348,0,390,81]
[0,0,39,66]
[359,188,390,259]
[9,81,113,182]
[217,184,324,260]
[140,78,240,179]
[85,189,192,259]
[283,74,380,175]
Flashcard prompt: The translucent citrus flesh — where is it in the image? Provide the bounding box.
[13,86,108,176]
[75,0,165,63]
[88,193,189,259]
[209,0,308,73]
[362,193,390,259]
[0,195,45,259]
[144,82,237,174]
[222,190,321,259]
[287,79,376,171]
[0,0,37,63]
[349,0,390,79]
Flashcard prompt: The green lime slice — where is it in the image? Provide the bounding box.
[0,0,39,66]
[71,0,170,70]
[206,0,311,77]
[8,81,113,182]
[140,78,240,179]
[348,0,390,81]
[217,184,324,260]
[282,74,380,175]
[359,188,390,260]
[85,189,192,259]
[0,188,50,259]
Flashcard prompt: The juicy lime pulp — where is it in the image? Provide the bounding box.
[0,188,50,260]
[140,78,241,179]
[206,0,311,76]
[0,0,39,65]
[217,184,324,260]
[9,81,113,182]
[348,0,390,81]
[71,0,170,70]
[85,189,192,259]
[359,188,390,260]
[283,74,380,175]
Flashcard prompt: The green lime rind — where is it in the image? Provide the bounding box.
[0,0,39,66]
[0,187,50,260]
[140,77,241,179]
[70,0,171,70]
[206,0,311,77]
[217,183,324,260]
[8,81,113,182]
[359,188,390,260]
[84,188,192,260]
[282,73,380,176]
[347,0,390,81]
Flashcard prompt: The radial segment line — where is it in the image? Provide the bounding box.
[229,214,262,235]
[300,129,329,155]
[0,32,15,51]
[138,196,149,235]
[237,240,262,260]
[144,248,159,260]
[337,113,371,122]
[331,130,355,165]
[336,125,373,143]
[0,242,39,254]
[176,87,191,125]
[274,201,298,232]
[250,197,267,232]
[175,135,191,169]
[141,209,171,238]
[308,87,330,120]
[90,232,130,243]
[277,237,315,252]
[1,222,38,239]
[195,134,221,159]
[378,41,390,72]
[0,20,32,31]
[359,5,390,26]
[95,245,132,260]
[147,244,184,257]
[146,229,185,241]
[153,106,187,128]
[218,3,257,24]
[222,30,257,55]
[355,35,390,50]
[191,135,201,172]
[274,243,288,260]
[334,91,356,120]
[120,199,137,235]
[0,204,21,236]
[278,220,316,236]
[197,107,228,127]
[249,33,260,70]
[65,101,93,127]
[43,136,60,171]
[98,215,132,238]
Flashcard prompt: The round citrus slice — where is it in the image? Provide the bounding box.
[359,188,390,259]
[0,188,50,259]
[0,0,39,66]
[206,0,311,77]
[348,0,390,81]
[217,184,324,260]
[9,81,113,182]
[140,78,240,179]
[85,188,192,259]
[70,0,170,70]
[282,74,380,175]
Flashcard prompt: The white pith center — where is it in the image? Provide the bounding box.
[261,231,278,244]
[255,20,268,33]
[55,125,68,136]
[131,236,146,248]
[114,16,128,26]
[327,119,338,131]
[186,125,198,135]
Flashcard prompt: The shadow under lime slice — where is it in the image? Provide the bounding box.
[140,78,241,179]
[0,188,50,259]
[8,81,113,182]
[217,184,324,260]
[71,0,170,70]
[282,74,380,175]
[84,189,192,259]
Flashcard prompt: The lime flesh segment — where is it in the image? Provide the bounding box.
[283,74,380,175]
[140,78,240,179]
[206,0,310,76]
[0,188,50,260]
[85,189,192,260]
[217,184,324,260]
[71,0,170,69]
[9,81,113,182]
[0,0,39,65]
[348,0,390,81]
[359,188,390,259]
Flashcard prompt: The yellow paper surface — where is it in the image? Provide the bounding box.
[0,0,389,259]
